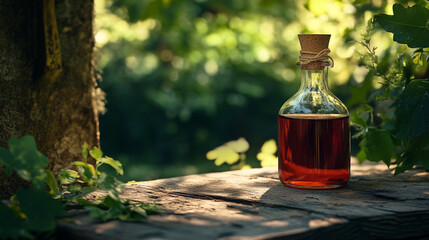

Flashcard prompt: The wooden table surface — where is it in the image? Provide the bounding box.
[58,159,429,240]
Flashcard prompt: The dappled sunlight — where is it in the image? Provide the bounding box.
[308,218,345,228]
[94,221,119,234]
[260,220,290,227]
[95,164,428,238]
[58,161,429,238]
[2,0,428,239]
[94,0,400,88]
[93,0,415,182]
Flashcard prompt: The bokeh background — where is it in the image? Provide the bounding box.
[94,0,415,181]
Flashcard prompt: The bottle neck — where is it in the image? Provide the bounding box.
[299,67,329,92]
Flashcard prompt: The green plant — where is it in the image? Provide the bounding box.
[60,142,159,222]
[206,138,251,170]
[206,138,277,169]
[353,3,429,174]
[0,136,63,239]
[0,136,158,239]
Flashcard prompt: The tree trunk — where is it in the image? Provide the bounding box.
[0,0,101,197]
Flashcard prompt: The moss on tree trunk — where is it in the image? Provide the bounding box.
[0,0,102,197]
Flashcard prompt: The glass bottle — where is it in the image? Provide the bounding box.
[278,34,350,189]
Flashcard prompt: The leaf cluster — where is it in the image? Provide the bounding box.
[60,143,159,222]
[206,138,251,170]
[206,138,278,169]
[0,136,159,239]
[352,3,429,175]
[0,136,65,239]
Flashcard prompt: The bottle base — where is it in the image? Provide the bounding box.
[280,180,347,190]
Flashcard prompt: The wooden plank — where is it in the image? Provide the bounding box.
[58,159,429,240]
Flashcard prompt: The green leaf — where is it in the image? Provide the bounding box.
[86,195,159,222]
[59,169,80,185]
[87,195,126,222]
[17,189,64,232]
[97,156,124,175]
[67,184,82,193]
[73,161,95,181]
[86,206,107,220]
[394,80,429,140]
[350,104,373,128]
[225,138,249,153]
[138,202,160,215]
[347,73,374,107]
[75,198,95,206]
[374,4,429,48]
[0,147,14,175]
[89,147,103,161]
[8,136,49,169]
[397,53,413,85]
[396,134,429,174]
[128,206,147,218]
[45,169,59,195]
[97,172,122,194]
[102,195,122,208]
[256,139,277,167]
[366,129,394,166]
[359,129,394,166]
[356,147,367,164]
[82,142,89,161]
[206,146,239,166]
[395,154,417,175]
[0,201,27,239]
[123,202,160,221]
[7,136,49,190]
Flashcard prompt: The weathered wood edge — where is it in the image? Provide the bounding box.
[57,161,429,240]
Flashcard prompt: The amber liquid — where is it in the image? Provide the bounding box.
[278,114,350,189]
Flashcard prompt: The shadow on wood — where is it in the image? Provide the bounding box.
[57,160,429,240]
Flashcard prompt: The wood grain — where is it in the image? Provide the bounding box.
[58,159,429,240]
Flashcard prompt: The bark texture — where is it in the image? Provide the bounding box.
[0,0,100,197]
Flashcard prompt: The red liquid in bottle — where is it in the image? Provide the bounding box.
[278,114,350,189]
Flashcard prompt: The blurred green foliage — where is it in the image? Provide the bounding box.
[95,0,427,180]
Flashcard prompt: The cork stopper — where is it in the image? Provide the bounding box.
[298,34,331,70]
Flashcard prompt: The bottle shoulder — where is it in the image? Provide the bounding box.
[279,90,349,115]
